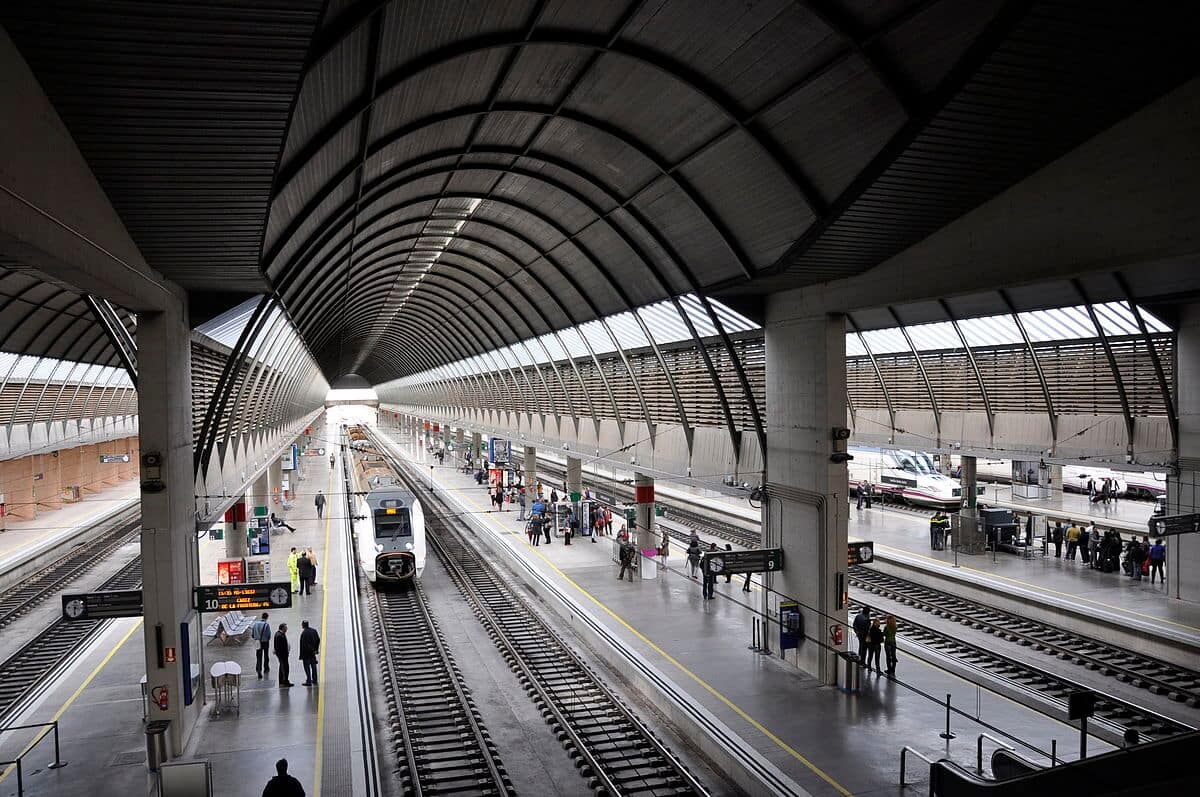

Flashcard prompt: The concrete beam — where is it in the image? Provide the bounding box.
[0,27,181,312]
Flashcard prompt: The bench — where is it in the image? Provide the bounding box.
[202,611,255,646]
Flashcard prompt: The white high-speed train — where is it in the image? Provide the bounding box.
[848,448,981,509]
[356,484,427,588]
[973,459,1165,499]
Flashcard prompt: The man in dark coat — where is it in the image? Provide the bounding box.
[299,620,321,687]
[314,491,326,519]
[273,623,293,688]
[297,551,315,596]
[262,758,304,797]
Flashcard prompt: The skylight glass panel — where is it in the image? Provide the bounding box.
[677,294,718,337]
[558,326,590,360]
[537,333,569,362]
[637,302,689,344]
[607,312,650,349]
[957,314,1022,348]
[859,328,908,354]
[579,319,616,355]
[904,321,960,351]
[845,333,867,357]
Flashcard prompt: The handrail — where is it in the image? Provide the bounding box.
[978,732,1015,773]
[0,720,67,795]
[901,745,936,787]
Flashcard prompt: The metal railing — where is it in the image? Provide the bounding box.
[0,720,68,795]
[978,732,1015,773]
[901,745,936,787]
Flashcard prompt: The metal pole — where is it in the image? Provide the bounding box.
[429,464,434,493]
[940,693,956,740]
[1051,739,1058,767]
[48,721,67,769]
[1079,717,1087,760]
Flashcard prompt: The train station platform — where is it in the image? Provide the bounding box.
[0,480,139,582]
[385,428,1114,797]
[0,422,375,797]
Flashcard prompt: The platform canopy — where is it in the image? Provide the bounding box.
[3,1,1198,384]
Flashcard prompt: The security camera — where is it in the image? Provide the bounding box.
[832,427,851,440]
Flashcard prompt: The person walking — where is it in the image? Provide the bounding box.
[299,620,321,687]
[1087,524,1100,568]
[1149,539,1166,585]
[271,512,296,533]
[617,540,635,582]
[866,619,884,672]
[742,571,752,593]
[550,488,559,505]
[565,509,578,545]
[307,547,319,585]
[852,606,871,664]
[273,623,293,688]
[686,539,702,579]
[287,548,300,594]
[883,615,898,676]
[314,491,326,519]
[701,543,718,600]
[723,543,735,583]
[297,550,314,596]
[529,516,542,547]
[856,481,866,510]
[251,612,272,680]
[261,758,305,797]
[329,453,336,469]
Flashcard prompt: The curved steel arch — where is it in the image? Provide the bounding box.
[889,305,940,439]
[1073,279,1135,458]
[939,299,995,441]
[280,191,640,427]
[271,34,820,216]
[1115,273,1176,451]
[998,289,1056,447]
[267,102,756,282]
[848,315,895,442]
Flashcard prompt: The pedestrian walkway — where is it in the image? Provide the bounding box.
[384,427,1110,797]
[0,417,374,797]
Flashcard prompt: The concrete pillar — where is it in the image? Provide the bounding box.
[79,444,101,495]
[137,306,202,754]
[472,431,482,468]
[566,455,582,520]
[1170,304,1200,602]
[0,456,36,521]
[523,446,538,497]
[961,455,978,517]
[634,473,657,581]
[35,453,63,511]
[224,500,248,560]
[765,309,848,683]
[269,454,283,506]
[249,469,270,531]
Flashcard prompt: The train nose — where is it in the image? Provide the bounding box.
[377,552,416,580]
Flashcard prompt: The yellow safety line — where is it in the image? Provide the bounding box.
[874,539,1200,633]
[314,455,335,796]
[423,447,852,797]
[0,619,143,785]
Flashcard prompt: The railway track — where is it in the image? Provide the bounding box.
[0,507,141,629]
[386,441,710,796]
[0,554,142,724]
[846,591,1195,741]
[367,579,513,796]
[849,567,1200,708]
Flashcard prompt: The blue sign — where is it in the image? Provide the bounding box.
[488,438,511,463]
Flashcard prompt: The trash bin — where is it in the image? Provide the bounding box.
[840,651,862,693]
[145,720,171,772]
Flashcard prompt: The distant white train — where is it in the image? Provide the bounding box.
[356,485,427,588]
[848,448,980,509]
[973,459,1165,499]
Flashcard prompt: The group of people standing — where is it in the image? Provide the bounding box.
[249,612,322,689]
[1049,521,1166,583]
[286,547,319,595]
[852,606,898,676]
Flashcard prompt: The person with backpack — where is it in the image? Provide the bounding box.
[701,543,718,600]
[251,613,272,679]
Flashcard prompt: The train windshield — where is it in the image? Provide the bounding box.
[375,509,412,539]
[896,451,936,475]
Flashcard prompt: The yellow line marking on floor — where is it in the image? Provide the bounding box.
[408,444,851,797]
[874,540,1200,633]
[314,455,335,796]
[0,619,143,785]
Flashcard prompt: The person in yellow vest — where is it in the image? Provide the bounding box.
[287,547,300,593]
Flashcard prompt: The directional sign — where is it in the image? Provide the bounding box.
[848,541,875,566]
[193,582,292,613]
[1148,513,1200,538]
[99,453,130,464]
[62,589,143,621]
[703,548,784,576]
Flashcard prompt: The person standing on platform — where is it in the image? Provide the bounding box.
[287,548,300,593]
[852,606,871,664]
[314,491,326,519]
[307,547,319,585]
[866,618,883,672]
[273,623,293,688]
[1065,522,1080,561]
[1087,524,1100,568]
[565,510,577,545]
[261,758,305,797]
[686,539,702,579]
[617,539,635,581]
[604,507,613,535]
[543,512,553,545]
[883,616,898,676]
[517,489,526,522]
[299,620,320,687]
[864,481,873,508]
[329,453,335,470]
[1078,525,1090,567]
[1131,537,1147,581]
[1087,478,1096,501]
[251,613,272,680]
[1052,522,1064,558]
[297,550,314,596]
[550,488,559,505]
[1149,539,1166,584]
[529,516,542,547]
[722,544,735,583]
[702,543,718,600]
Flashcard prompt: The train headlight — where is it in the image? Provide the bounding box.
[375,543,383,553]
[405,542,413,551]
